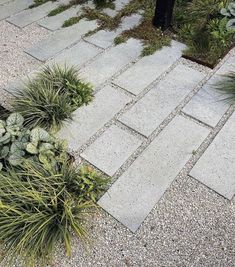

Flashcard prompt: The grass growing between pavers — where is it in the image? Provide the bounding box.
[47,0,115,17]
[29,0,56,8]
[63,0,172,56]
[60,0,235,65]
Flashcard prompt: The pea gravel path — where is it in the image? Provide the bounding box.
[0,1,235,266]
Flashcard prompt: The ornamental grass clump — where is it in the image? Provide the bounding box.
[0,161,108,267]
[12,65,93,131]
[215,71,235,102]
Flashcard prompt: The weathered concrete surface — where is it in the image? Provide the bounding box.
[79,38,142,88]
[57,86,131,150]
[190,112,235,199]
[99,116,209,232]
[25,19,98,61]
[81,125,142,176]
[113,40,186,95]
[0,0,34,20]
[119,64,205,136]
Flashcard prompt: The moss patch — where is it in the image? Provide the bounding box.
[62,16,81,27]
[48,0,115,17]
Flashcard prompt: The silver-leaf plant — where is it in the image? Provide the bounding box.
[221,2,235,30]
[0,113,68,171]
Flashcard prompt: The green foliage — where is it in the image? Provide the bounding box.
[0,113,68,171]
[77,166,109,201]
[176,0,235,66]
[215,71,235,102]
[48,5,69,16]
[62,16,81,27]
[0,162,90,267]
[84,0,171,56]
[12,65,93,131]
[221,2,235,30]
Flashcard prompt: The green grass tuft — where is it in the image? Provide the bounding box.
[62,16,81,27]
[215,71,235,103]
[12,65,93,132]
[0,161,108,267]
[48,5,69,16]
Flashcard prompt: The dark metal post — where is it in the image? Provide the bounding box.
[153,0,176,30]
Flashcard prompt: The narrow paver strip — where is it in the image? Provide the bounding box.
[190,112,235,199]
[6,1,63,28]
[119,64,205,137]
[38,3,92,31]
[81,125,142,176]
[183,56,235,127]
[98,115,210,232]
[47,40,102,67]
[84,13,141,49]
[25,19,98,61]
[57,85,132,150]
[103,0,130,17]
[0,0,12,5]
[0,0,33,20]
[113,40,186,95]
[79,38,142,88]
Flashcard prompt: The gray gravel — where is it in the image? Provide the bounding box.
[0,20,48,108]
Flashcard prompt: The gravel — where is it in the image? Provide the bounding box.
[0,20,49,108]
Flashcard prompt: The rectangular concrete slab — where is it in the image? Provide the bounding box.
[0,0,12,5]
[102,0,130,17]
[25,19,98,61]
[79,38,142,88]
[119,64,206,136]
[182,55,235,127]
[47,40,101,68]
[7,1,60,27]
[38,5,84,31]
[113,40,186,95]
[85,14,141,49]
[81,125,142,176]
[0,0,34,20]
[190,112,235,199]
[57,86,132,151]
[98,115,210,232]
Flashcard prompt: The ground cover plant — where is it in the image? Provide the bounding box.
[176,0,235,66]
[63,0,172,56]
[0,63,108,266]
[12,64,93,132]
[0,161,108,267]
[0,113,68,171]
[215,71,235,102]
[59,0,235,64]
[47,0,115,17]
